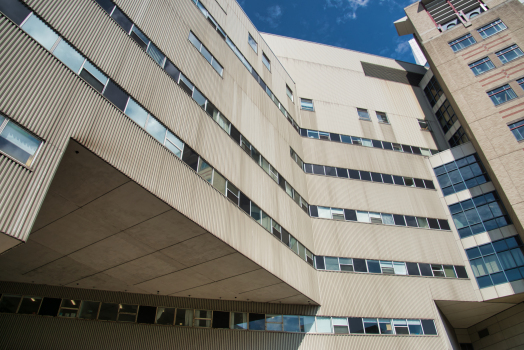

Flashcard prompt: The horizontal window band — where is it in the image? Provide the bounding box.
[315,256,468,279]
[309,205,450,231]
[300,129,437,156]
[0,293,439,336]
[1,2,313,266]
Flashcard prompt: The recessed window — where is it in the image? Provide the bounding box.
[262,52,271,71]
[300,98,314,111]
[418,119,431,131]
[0,115,43,167]
[449,34,476,52]
[477,19,507,39]
[248,33,257,53]
[469,57,495,76]
[423,76,443,107]
[488,84,517,105]
[495,45,524,64]
[286,85,293,102]
[21,14,59,50]
[376,112,389,124]
[509,119,524,141]
[357,108,370,121]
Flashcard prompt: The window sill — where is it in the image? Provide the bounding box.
[378,122,391,125]
[359,118,372,122]
[0,150,37,171]
[472,67,496,77]
[493,97,519,107]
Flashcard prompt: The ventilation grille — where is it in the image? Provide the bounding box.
[361,62,424,86]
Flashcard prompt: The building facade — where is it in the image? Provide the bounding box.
[0,0,522,348]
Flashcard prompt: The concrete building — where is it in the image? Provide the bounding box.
[0,0,521,349]
[395,0,524,348]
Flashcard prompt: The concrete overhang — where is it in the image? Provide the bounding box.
[0,140,318,305]
[394,16,415,36]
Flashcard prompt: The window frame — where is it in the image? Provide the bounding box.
[468,57,495,76]
[487,84,517,106]
[262,52,271,72]
[0,115,44,168]
[248,33,258,53]
[300,98,314,111]
[477,19,507,39]
[357,108,371,121]
[449,33,476,52]
[495,44,524,65]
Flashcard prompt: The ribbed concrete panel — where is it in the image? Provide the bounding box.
[316,272,477,317]
[306,175,446,218]
[301,138,432,179]
[311,219,464,264]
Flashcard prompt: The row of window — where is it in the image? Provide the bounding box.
[0,114,43,167]
[448,126,470,148]
[357,108,389,123]
[449,191,511,239]
[190,0,299,132]
[246,32,272,72]
[188,31,223,76]
[300,129,437,156]
[0,294,438,336]
[424,76,443,107]
[488,80,523,106]
[449,19,507,52]
[433,153,489,196]
[309,205,451,231]
[315,256,468,279]
[88,0,310,214]
[5,0,314,266]
[469,44,524,76]
[300,161,436,191]
[466,235,524,288]
[435,100,457,134]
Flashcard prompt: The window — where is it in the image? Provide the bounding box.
[424,76,444,107]
[21,14,59,50]
[488,84,517,106]
[194,310,212,327]
[58,299,80,318]
[286,85,293,102]
[435,100,457,134]
[357,108,370,121]
[155,307,176,325]
[248,33,257,53]
[418,119,431,131]
[0,115,43,167]
[449,34,476,52]
[333,318,349,334]
[495,45,524,64]
[262,52,271,71]
[188,32,223,76]
[466,235,524,288]
[449,127,469,148]
[509,120,524,141]
[477,19,507,39]
[449,191,510,238]
[376,112,389,124]
[301,98,314,111]
[469,57,495,76]
[266,314,283,331]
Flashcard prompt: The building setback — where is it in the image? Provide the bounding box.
[0,0,522,348]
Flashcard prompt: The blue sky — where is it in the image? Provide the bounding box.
[237,0,418,64]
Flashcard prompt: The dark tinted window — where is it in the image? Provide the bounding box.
[424,180,435,189]
[455,266,468,278]
[181,145,199,171]
[103,80,129,111]
[402,144,412,153]
[111,7,132,33]
[367,260,381,273]
[344,209,357,221]
[249,313,265,330]
[309,205,318,217]
[371,173,382,182]
[330,133,341,142]
[336,168,348,178]
[421,320,437,335]
[212,311,229,328]
[136,306,156,324]
[382,141,393,150]
[372,140,382,148]
[94,0,115,13]
[0,0,31,25]
[281,228,290,246]
[348,169,360,179]
[0,295,21,313]
[353,259,367,272]
[315,256,325,269]
[325,166,337,177]
[412,146,422,155]
[427,218,440,229]
[230,125,241,145]
[360,171,371,181]
[419,263,433,276]
[313,164,325,175]
[438,220,450,230]
[300,129,307,137]
[304,164,313,173]
[414,178,425,188]
[382,174,393,184]
[38,297,61,316]
[406,262,420,275]
[393,175,404,185]
[79,69,105,92]
[393,214,406,226]
[348,318,364,333]
[164,60,180,82]
[239,192,250,214]
[405,216,418,227]
[18,297,42,315]
[98,303,119,321]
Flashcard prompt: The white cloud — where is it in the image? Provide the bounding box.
[256,5,283,28]
[394,40,410,55]
[326,0,371,21]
